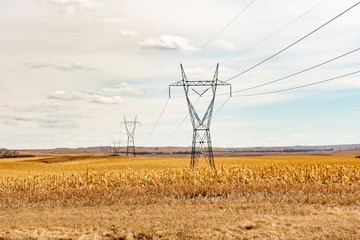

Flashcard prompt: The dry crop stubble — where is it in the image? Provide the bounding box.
[0,154,360,239]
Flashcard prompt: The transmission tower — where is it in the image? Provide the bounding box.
[120,116,141,156]
[169,64,231,169]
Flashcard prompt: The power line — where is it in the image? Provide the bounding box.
[231,70,360,97]
[174,96,232,146]
[220,0,329,64]
[213,96,231,117]
[141,0,256,146]
[175,71,360,146]
[191,46,359,110]
[148,2,359,147]
[225,1,360,82]
[228,47,360,94]
[183,0,256,63]
[161,111,190,146]
[160,96,201,145]
[140,97,170,146]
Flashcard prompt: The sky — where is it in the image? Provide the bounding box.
[0,0,359,149]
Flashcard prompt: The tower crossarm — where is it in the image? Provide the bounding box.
[169,80,232,98]
[170,80,230,87]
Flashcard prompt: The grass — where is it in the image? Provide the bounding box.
[0,154,360,239]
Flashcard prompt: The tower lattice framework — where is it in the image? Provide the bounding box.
[120,116,141,156]
[169,64,231,169]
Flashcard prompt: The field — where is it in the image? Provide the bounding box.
[1,154,360,239]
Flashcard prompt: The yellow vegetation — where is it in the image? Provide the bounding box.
[0,154,359,207]
[1,154,360,239]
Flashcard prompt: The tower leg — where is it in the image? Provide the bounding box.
[190,129,215,169]
[205,129,215,169]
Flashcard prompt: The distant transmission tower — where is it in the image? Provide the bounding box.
[169,64,231,169]
[120,116,141,156]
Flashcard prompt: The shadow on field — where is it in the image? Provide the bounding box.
[20,155,120,164]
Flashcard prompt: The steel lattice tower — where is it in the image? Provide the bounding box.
[169,64,231,169]
[120,116,141,156]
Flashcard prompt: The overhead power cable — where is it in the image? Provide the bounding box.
[220,0,329,64]
[140,97,170,146]
[160,96,201,145]
[208,47,359,121]
[225,1,360,82]
[183,0,256,63]
[161,111,190,146]
[175,96,232,146]
[174,70,360,146]
[227,47,360,95]
[232,70,360,97]
[143,0,255,146]
[213,96,231,117]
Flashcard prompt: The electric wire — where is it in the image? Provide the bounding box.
[174,69,360,146]
[231,70,360,97]
[220,0,329,64]
[221,47,360,95]
[145,0,252,146]
[172,70,360,146]
[213,96,232,117]
[141,2,359,147]
[175,95,232,146]
[183,0,256,63]
[160,96,201,146]
[162,112,191,146]
[225,1,360,82]
[181,46,359,123]
[140,97,170,146]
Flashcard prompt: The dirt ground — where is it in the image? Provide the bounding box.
[1,199,360,239]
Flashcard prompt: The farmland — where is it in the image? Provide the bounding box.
[1,154,360,239]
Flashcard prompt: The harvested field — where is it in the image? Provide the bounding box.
[0,154,359,239]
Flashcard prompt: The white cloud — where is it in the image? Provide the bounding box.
[101,82,144,95]
[140,34,199,52]
[48,90,124,104]
[92,95,124,104]
[49,91,89,101]
[24,61,100,71]
[11,103,64,113]
[1,114,79,129]
[217,40,236,50]
[119,30,140,37]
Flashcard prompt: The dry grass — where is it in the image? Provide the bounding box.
[0,154,360,239]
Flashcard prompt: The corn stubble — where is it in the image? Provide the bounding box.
[1,155,360,239]
[1,163,359,207]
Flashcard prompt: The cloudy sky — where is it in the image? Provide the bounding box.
[1,0,359,149]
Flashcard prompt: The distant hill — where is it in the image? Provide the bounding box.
[17,144,360,157]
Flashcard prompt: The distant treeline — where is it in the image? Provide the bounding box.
[0,148,35,158]
[230,148,334,153]
[107,151,193,155]
[102,148,335,156]
[117,148,334,155]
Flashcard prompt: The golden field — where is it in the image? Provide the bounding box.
[0,154,360,239]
